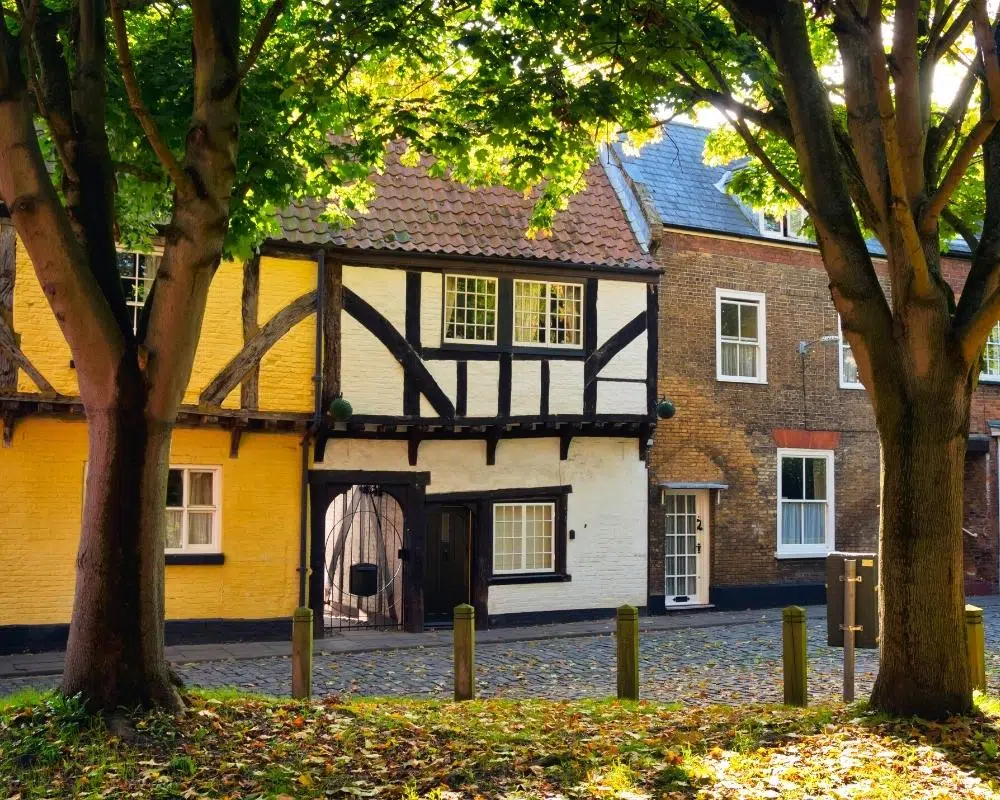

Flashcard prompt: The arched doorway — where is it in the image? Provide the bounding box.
[324,485,404,630]
[309,471,429,634]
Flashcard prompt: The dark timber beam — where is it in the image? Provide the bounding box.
[240,253,261,409]
[0,315,57,395]
[322,258,343,411]
[200,291,318,406]
[342,287,455,419]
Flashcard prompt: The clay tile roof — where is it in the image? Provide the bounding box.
[274,148,656,271]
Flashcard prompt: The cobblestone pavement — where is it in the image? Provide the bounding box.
[3,600,999,705]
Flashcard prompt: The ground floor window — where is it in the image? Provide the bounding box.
[166,467,221,553]
[492,501,555,574]
[777,449,834,557]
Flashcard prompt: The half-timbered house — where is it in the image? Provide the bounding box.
[0,149,659,652]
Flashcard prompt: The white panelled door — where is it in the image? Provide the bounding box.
[663,490,710,606]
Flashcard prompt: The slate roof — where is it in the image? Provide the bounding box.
[616,121,971,258]
[275,149,657,271]
[614,122,761,238]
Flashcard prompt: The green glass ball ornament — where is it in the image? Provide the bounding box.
[656,399,676,420]
[329,395,353,422]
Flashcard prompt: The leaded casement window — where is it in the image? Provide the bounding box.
[117,252,160,334]
[165,467,221,553]
[758,208,808,240]
[716,288,767,383]
[513,279,584,347]
[839,317,863,389]
[982,322,1000,382]
[777,449,835,557]
[443,274,498,344]
[492,501,555,574]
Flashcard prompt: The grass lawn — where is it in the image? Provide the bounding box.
[2,690,1000,799]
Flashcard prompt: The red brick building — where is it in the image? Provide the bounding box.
[608,123,999,610]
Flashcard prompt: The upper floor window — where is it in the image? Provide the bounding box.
[777,448,834,558]
[716,289,766,383]
[982,322,1000,383]
[758,208,808,241]
[513,279,583,348]
[444,274,497,344]
[166,467,221,553]
[493,501,555,574]
[118,252,160,333]
[839,317,863,389]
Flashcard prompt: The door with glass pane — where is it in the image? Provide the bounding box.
[663,490,710,605]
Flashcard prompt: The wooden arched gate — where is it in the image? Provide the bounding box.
[308,471,429,635]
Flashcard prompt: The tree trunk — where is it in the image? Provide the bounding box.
[61,364,181,712]
[870,380,973,718]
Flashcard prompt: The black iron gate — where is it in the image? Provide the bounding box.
[323,485,405,631]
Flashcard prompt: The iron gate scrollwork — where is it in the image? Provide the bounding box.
[324,485,404,631]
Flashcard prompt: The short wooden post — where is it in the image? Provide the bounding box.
[966,604,986,694]
[842,558,857,703]
[616,604,639,700]
[454,603,475,701]
[782,605,808,707]
[292,606,313,700]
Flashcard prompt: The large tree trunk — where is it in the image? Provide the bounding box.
[61,363,181,712]
[870,378,973,718]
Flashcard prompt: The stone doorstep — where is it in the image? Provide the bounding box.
[0,604,830,679]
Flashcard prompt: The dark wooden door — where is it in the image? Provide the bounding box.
[425,505,472,623]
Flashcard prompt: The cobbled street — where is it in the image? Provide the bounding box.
[4,598,1000,705]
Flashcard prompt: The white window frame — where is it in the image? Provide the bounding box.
[838,317,864,390]
[716,288,767,384]
[165,465,222,554]
[512,279,584,349]
[757,209,808,241]
[981,321,1000,384]
[776,448,835,559]
[442,273,499,345]
[491,501,556,575]
[117,251,160,334]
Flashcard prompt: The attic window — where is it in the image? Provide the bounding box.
[758,208,808,241]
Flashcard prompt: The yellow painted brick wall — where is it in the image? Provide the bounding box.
[257,256,316,413]
[13,243,78,396]
[11,243,316,412]
[182,260,243,409]
[0,418,301,624]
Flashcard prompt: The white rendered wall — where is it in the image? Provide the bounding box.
[548,361,583,415]
[314,436,648,614]
[421,361,457,417]
[597,279,646,345]
[510,360,541,416]
[597,380,646,414]
[340,316,404,416]
[420,272,443,348]
[601,332,647,379]
[466,361,499,416]
[343,266,406,334]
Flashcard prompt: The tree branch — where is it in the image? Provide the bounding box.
[942,205,980,250]
[959,280,1000,362]
[891,0,926,198]
[109,0,193,196]
[922,0,1000,233]
[239,0,285,81]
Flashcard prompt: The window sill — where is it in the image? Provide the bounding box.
[166,553,225,566]
[979,375,1000,385]
[489,572,571,585]
[774,551,829,560]
[716,375,768,385]
[839,382,865,391]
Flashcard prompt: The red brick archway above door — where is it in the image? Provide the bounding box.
[772,429,841,450]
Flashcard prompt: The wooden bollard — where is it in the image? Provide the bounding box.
[454,603,475,701]
[782,605,808,707]
[616,605,639,700]
[292,606,313,700]
[966,604,986,694]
